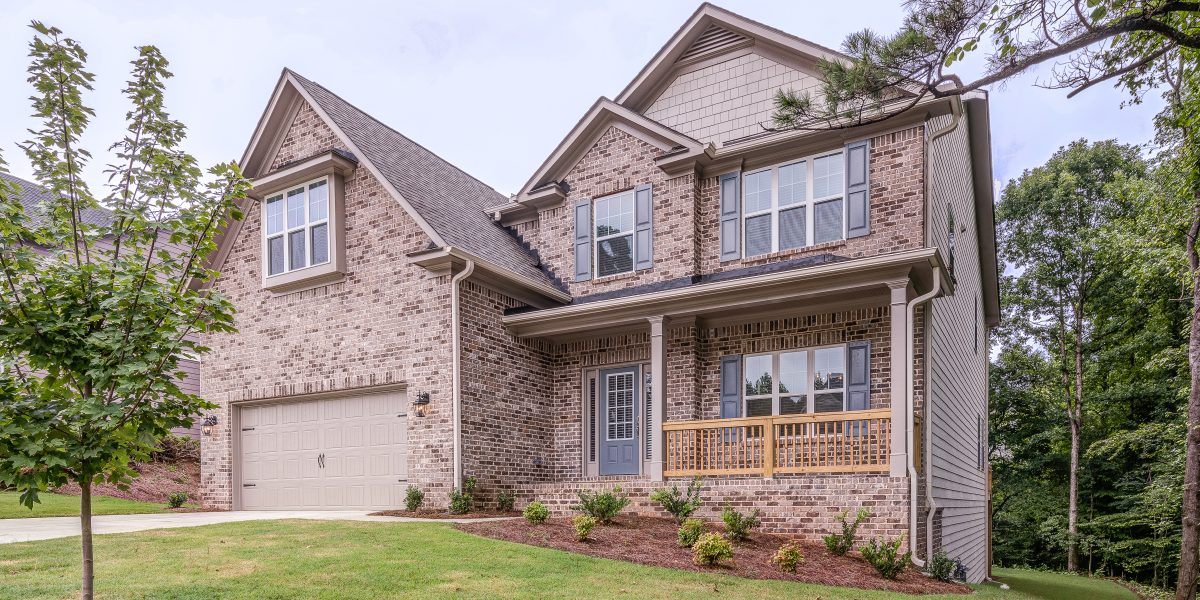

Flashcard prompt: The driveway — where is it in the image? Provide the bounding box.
[0,511,512,544]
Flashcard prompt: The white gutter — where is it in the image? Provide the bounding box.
[451,259,475,490]
[907,269,942,567]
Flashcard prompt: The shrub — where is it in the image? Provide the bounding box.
[448,477,477,514]
[571,487,629,524]
[692,532,734,567]
[927,551,956,582]
[404,485,425,511]
[860,534,911,580]
[771,541,805,573]
[678,518,705,548]
[721,506,760,542]
[496,490,515,512]
[166,492,187,509]
[650,476,703,523]
[823,507,870,555]
[573,515,597,541]
[151,434,200,462]
[523,501,549,524]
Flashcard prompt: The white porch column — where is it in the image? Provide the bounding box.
[887,280,910,478]
[648,315,667,481]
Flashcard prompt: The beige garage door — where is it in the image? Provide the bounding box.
[238,391,408,510]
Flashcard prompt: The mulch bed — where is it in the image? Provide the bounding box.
[370,508,520,519]
[457,515,969,595]
[54,460,201,505]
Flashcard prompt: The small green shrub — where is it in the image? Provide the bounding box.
[823,507,870,555]
[404,485,425,511]
[523,501,549,524]
[573,515,597,541]
[771,541,805,573]
[927,551,956,582]
[721,506,760,542]
[860,534,911,580]
[692,532,734,567]
[448,477,477,514]
[678,518,705,548]
[496,490,515,512]
[650,476,703,523]
[571,486,629,524]
[166,492,187,509]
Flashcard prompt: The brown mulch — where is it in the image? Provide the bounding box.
[370,508,520,519]
[54,460,201,505]
[457,515,970,595]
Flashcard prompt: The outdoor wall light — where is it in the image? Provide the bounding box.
[201,415,219,436]
[412,392,431,417]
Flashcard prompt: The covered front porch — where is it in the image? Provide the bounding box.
[504,248,949,484]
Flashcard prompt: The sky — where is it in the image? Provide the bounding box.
[0,0,1166,199]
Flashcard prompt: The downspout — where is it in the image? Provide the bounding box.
[913,97,962,564]
[907,268,942,568]
[451,256,475,491]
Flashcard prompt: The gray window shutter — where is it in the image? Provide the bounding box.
[634,183,653,270]
[574,198,592,281]
[845,139,870,238]
[847,340,871,411]
[719,354,742,418]
[719,172,741,261]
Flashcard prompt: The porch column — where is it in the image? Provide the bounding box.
[648,315,666,481]
[887,280,910,478]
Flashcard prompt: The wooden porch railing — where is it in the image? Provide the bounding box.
[662,409,892,477]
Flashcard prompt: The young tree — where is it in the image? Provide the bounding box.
[0,23,247,600]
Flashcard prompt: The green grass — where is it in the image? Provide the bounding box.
[0,520,1136,599]
[989,567,1137,600]
[0,491,184,519]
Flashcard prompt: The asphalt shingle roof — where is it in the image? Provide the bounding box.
[1,172,113,228]
[288,71,562,292]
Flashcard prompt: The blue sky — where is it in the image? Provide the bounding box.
[0,0,1165,198]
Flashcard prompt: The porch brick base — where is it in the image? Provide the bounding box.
[522,474,909,543]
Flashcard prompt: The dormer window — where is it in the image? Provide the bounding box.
[265,177,330,276]
[743,150,844,257]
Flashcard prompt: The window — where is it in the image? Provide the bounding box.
[742,151,844,257]
[264,177,330,277]
[977,414,985,470]
[947,204,957,280]
[594,190,636,277]
[743,346,847,416]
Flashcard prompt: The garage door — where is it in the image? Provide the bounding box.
[238,391,408,510]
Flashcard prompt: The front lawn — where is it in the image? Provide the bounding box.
[0,520,1136,599]
[0,491,185,519]
[990,567,1136,600]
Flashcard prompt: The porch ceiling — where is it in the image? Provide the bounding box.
[503,248,949,338]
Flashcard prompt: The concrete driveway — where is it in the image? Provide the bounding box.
[0,511,511,544]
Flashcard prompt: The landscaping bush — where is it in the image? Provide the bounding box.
[405,485,425,511]
[571,487,629,524]
[721,506,760,542]
[166,492,187,509]
[496,490,515,512]
[523,501,549,524]
[649,476,703,523]
[823,507,870,555]
[860,534,911,580]
[927,551,956,582]
[573,515,597,541]
[151,434,200,462]
[771,541,805,573]
[678,518,705,548]
[448,476,477,514]
[692,532,734,567]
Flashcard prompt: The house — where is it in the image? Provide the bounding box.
[0,172,204,438]
[198,3,998,582]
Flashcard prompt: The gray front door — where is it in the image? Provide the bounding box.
[599,366,639,475]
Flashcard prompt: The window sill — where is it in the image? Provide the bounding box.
[262,262,344,294]
[735,239,848,265]
[590,268,648,285]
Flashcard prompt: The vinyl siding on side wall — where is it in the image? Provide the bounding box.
[925,111,990,583]
[171,358,202,438]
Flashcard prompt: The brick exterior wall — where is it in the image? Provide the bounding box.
[199,99,458,509]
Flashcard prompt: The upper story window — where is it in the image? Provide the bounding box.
[743,151,845,257]
[265,177,329,276]
[594,189,636,277]
[743,345,847,417]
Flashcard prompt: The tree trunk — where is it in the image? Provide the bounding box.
[80,477,94,600]
[1176,201,1200,600]
[1068,309,1085,573]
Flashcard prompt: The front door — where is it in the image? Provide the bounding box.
[599,366,639,475]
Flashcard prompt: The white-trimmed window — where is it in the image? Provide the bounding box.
[742,151,845,257]
[594,190,636,277]
[743,345,847,416]
[264,177,330,276]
